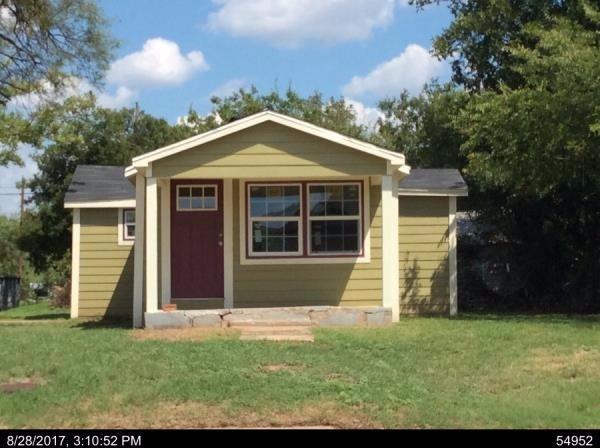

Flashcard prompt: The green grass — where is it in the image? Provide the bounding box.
[0,301,69,320]
[0,314,598,428]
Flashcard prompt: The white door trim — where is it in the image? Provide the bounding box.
[223,179,234,308]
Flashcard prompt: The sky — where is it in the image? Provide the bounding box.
[0,0,452,216]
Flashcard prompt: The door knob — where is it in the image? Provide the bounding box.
[218,241,223,247]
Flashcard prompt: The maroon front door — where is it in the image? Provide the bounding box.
[171,179,224,298]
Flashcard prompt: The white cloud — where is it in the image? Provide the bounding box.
[209,78,248,98]
[206,0,399,47]
[96,86,137,109]
[342,44,446,99]
[345,98,384,130]
[107,38,208,88]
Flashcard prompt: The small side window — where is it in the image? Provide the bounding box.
[123,209,135,240]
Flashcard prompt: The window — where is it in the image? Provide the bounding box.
[308,183,361,255]
[177,185,217,211]
[123,209,135,240]
[248,184,302,256]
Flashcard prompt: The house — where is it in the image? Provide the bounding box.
[64,111,467,327]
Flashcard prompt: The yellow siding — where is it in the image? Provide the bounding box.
[399,197,450,314]
[152,122,388,178]
[78,209,134,318]
[232,179,383,307]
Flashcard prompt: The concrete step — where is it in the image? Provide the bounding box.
[226,314,312,328]
[240,333,315,342]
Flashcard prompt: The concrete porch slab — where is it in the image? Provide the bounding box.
[144,306,392,330]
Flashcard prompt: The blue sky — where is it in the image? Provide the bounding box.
[0,0,452,215]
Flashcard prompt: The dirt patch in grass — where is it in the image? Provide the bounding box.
[259,363,305,373]
[0,377,44,394]
[130,327,239,342]
[528,347,600,379]
[70,400,382,429]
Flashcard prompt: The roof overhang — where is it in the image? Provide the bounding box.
[64,199,136,209]
[125,111,408,177]
[397,189,468,197]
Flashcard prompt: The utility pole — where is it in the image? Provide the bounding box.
[18,177,24,279]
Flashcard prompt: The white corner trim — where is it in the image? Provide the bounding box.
[128,111,407,171]
[381,174,400,322]
[223,179,234,308]
[160,179,171,307]
[449,196,458,316]
[117,208,135,246]
[70,208,80,319]
[132,174,145,328]
[145,177,159,313]
[65,199,136,209]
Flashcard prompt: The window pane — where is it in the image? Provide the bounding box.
[252,222,266,252]
[326,201,342,215]
[191,187,203,198]
[178,197,190,209]
[191,197,203,209]
[284,237,298,252]
[343,200,359,216]
[203,197,216,209]
[204,186,215,198]
[327,185,344,200]
[266,201,285,216]
[310,219,360,253]
[179,187,191,198]
[267,186,283,200]
[250,184,300,217]
[310,201,326,216]
[126,224,135,238]
[343,185,359,200]
[267,237,284,252]
[266,221,284,236]
[284,221,298,236]
[250,200,266,217]
[124,211,135,223]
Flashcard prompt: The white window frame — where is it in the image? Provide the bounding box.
[117,208,135,246]
[246,183,303,257]
[176,184,218,212]
[306,182,363,257]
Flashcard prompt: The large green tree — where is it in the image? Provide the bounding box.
[19,94,194,272]
[0,0,115,166]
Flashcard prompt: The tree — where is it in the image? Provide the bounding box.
[18,94,195,272]
[0,215,20,276]
[410,0,575,90]
[0,0,115,166]
[377,82,469,169]
[456,9,600,309]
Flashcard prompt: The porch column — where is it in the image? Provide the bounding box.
[449,196,458,316]
[381,174,400,322]
[145,177,159,313]
[160,179,171,307]
[132,174,146,327]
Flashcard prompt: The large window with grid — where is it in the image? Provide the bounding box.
[247,184,302,256]
[307,183,362,255]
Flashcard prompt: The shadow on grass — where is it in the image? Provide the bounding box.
[72,318,132,330]
[454,312,600,326]
[21,313,70,321]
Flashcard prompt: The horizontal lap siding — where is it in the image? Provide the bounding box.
[79,209,134,318]
[399,197,450,315]
[152,122,387,178]
[233,180,383,307]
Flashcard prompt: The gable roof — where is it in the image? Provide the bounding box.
[397,169,468,196]
[125,110,408,177]
[64,165,135,208]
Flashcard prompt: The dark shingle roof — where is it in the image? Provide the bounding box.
[398,169,468,196]
[64,165,134,203]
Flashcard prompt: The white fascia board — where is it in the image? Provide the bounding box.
[64,199,136,209]
[130,111,406,169]
[397,189,468,197]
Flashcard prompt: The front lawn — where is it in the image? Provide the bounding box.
[0,301,69,320]
[0,315,598,428]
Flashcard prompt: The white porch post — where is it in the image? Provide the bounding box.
[160,179,171,307]
[70,208,80,319]
[132,174,146,327]
[449,196,458,316]
[382,174,400,322]
[145,176,159,313]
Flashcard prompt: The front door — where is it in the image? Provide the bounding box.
[171,179,224,298]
